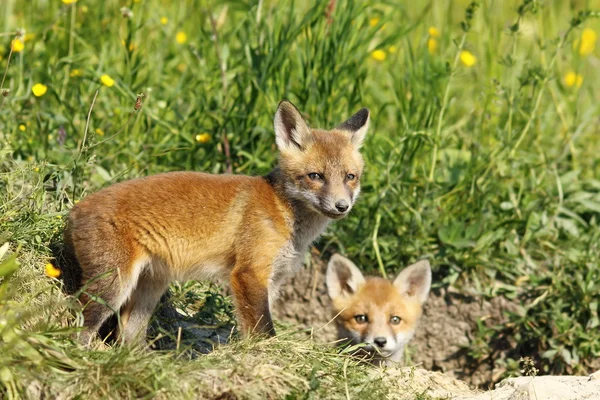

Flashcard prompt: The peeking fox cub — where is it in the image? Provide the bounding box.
[326,254,431,366]
[59,101,370,345]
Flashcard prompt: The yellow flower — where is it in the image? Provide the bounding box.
[177,63,187,72]
[34,167,39,172]
[32,83,48,97]
[70,69,82,77]
[371,49,386,62]
[95,128,105,136]
[121,40,136,52]
[175,31,188,44]
[62,0,78,4]
[576,28,597,56]
[460,50,476,67]
[564,72,583,88]
[11,38,24,53]
[100,74,115,87]
[195,133,211,143]
[160,17,168,25]
[369,17,380,27]
[388,45,397,54]
[45,263,61,279]
[80,5,88,13]
[428,38,438,54]
[428,27,440,37]
[19,124,26,131]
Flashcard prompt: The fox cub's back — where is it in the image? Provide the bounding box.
[68,172,291,279]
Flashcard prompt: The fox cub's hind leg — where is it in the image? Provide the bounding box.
[119,271,170,344]
[77,257,148,346]
[78,272,135,346]
[230,263,275,336]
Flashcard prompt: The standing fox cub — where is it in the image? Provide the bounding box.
[326,254,431,366]
[59,101,370,345]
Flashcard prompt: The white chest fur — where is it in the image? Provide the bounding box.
[268,210,330,305]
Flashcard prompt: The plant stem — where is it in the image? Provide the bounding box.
[207,5,233,174]
[428,34,467,182]
[60,3,76,100]
[72,90,98,199]
[0,35,16,110]
[372,213,386,279]
[505,22,520,142]
[509,27,573,158]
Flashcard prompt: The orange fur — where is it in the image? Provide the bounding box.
[58,101,371,345]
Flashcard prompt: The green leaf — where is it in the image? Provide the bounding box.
[0,244,19,279]
[578,199,600,214]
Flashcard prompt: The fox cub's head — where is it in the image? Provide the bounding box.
[273,101,369,219]
[326,254,431,365]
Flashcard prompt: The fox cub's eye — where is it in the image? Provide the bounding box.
[307,173,323,181]
[354,315,368,324]
[346,173,356,181]
[390,316,401,325]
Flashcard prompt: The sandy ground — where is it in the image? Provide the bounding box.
[380,367,600,400]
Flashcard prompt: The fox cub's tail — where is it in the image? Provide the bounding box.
[49,226,82,294]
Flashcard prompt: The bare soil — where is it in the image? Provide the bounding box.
[273,253,520,388]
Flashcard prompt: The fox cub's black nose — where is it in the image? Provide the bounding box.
[374,337,387,348]
[335,200,349,212]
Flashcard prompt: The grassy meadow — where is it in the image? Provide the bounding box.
[1,0,600,397]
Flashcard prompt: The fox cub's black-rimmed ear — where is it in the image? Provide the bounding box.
[274,100,312,151]
[393,259,432,305]
[326,254,366,300]
[337,108,370,148]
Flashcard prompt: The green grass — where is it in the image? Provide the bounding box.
[1,0,600,397]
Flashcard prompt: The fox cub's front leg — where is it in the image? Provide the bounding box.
[230,263,275,336]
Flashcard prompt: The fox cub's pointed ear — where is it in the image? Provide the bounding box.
[393,260,431,305]
[274,100,312,151]
[326,254,366,300]
[337,108,370,148]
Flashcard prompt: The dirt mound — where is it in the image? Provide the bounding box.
[379,368,600,400]
[457,372,600,400]
[273,254,518,387]
[379,367,478,399]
